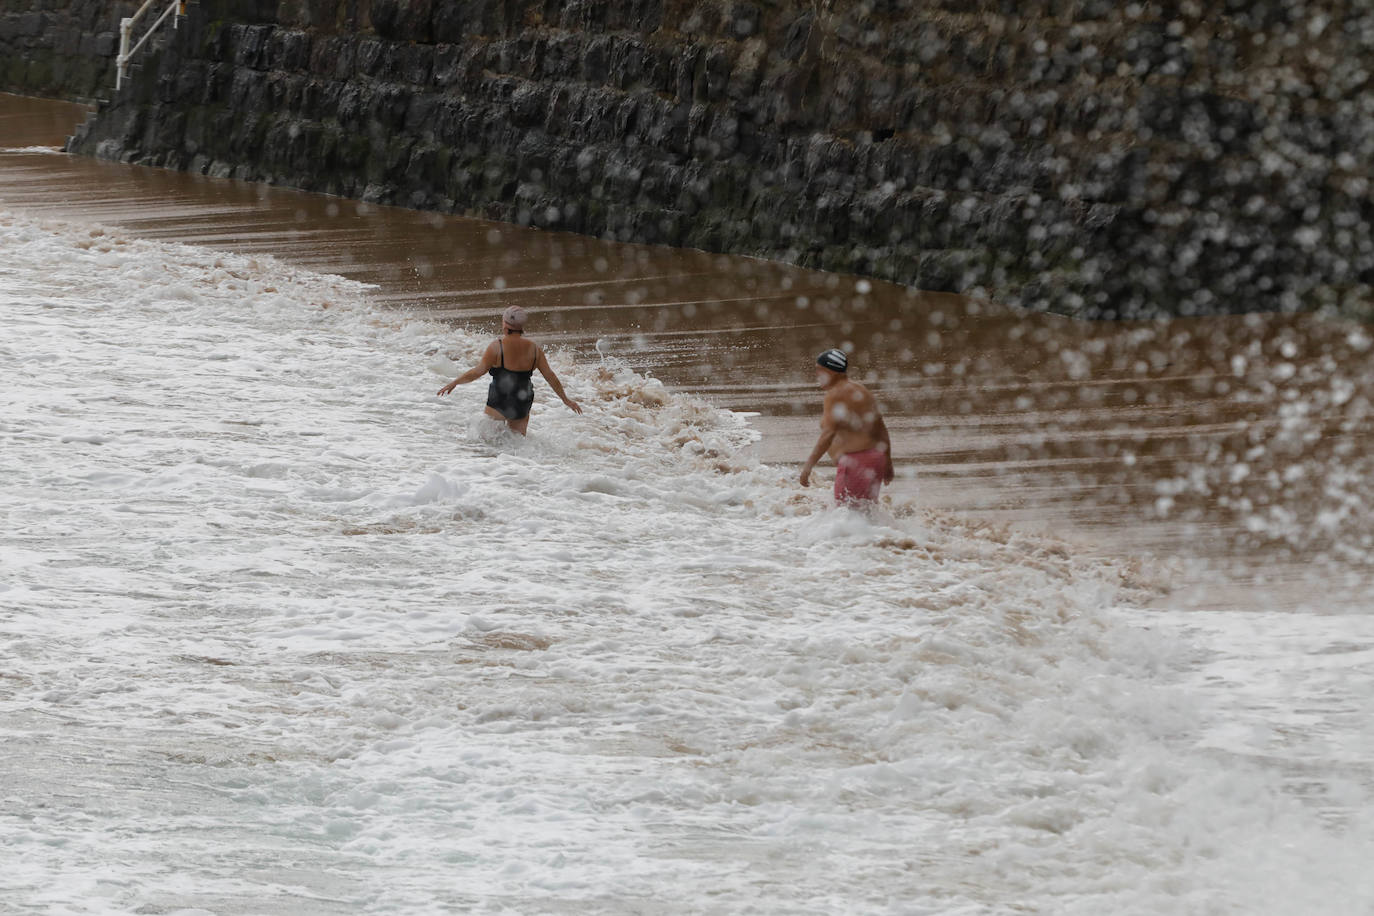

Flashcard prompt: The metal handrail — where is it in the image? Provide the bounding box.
[115,0,186,91]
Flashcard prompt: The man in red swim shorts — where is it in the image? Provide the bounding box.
[799,348,895,506]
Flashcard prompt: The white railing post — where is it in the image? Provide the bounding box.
[113,0,184,92]
[116,16,133,90]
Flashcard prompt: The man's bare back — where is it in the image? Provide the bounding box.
[821,378,884,460]
[799,349,894,504]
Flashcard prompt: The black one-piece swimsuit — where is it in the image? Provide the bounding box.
[486,340,536,420]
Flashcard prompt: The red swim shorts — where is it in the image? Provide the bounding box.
[834,448,886,505]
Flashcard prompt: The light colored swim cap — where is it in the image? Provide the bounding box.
[502,305,528,330]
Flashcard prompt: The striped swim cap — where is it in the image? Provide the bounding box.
[816,348,848,372]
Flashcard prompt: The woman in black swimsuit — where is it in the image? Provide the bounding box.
[437,306,582,435]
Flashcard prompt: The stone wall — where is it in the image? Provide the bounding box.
[0,0,138,103]
[42,1,1374,316]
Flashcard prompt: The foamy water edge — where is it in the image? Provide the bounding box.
[2,210,1371,914]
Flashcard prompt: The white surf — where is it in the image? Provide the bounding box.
[2,210,1371,914]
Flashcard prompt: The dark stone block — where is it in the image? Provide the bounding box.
[507,79,547,127]
[172,59,207,102]
[197,0,280,25]
[371,0,434,41]
[85,29,113,57]
[581,33,610,82]
[670,42,701,102]
[200,20,234,63]
[392,41,435,84]
[364,83,412,130]
[781,10,814,62]
[404,90,440,134]
[52,24,80,56]
[309,34,355,78]
[430,2,469,43]
[432,0,523,42]
[265,29,312,71]
[228,68,267,109]
[726,2,759,39]
[18,10,46,36]
[355,37,384,76]
[234,24,277,70]
[702,45,731,102]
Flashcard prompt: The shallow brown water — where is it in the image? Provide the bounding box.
[4,92,1373,611]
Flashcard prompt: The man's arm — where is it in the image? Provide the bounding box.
[535,348,582,413]
[799,392,838,487]
[874,412,894,483]
[437,343,496,396]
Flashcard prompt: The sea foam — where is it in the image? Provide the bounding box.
[1,210,1370,914]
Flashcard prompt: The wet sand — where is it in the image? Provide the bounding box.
[4,92,1372,610]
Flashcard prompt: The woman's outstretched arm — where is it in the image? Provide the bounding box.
[437,342,498,396]
[535,347,582,414]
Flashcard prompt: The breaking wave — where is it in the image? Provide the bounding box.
[2,210,1370,914]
